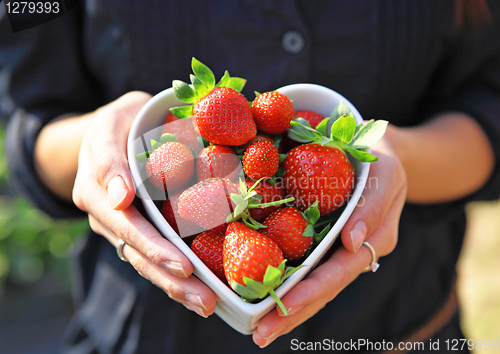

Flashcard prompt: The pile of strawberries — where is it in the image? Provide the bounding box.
[136,58,387,314]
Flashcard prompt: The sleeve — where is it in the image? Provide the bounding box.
[0,3,104,219]
[411,2,500,221]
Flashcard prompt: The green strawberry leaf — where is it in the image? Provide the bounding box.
[262,264,283,287]
[190,74,210,100]
[216,70,231,88]
[191,57,215,89]
[231,193,246,207]
[172,80,196,103]
[160,133,178,144]
[330,115,356,144]
[327,101,353,137]
[278,154,288,164]
[315,117,330,137]
[304,201,320,225]
[239,178,248,196]
[314,224,331,244]
[170,105,193,118]
[228,77,246,92]
[301,224,315,237]
[275,166,286,177]
[135,151,149,163]
[345,146,379,162]
[150,139,162,152]
[349,120,388,149]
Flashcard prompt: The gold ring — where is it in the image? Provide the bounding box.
[363,241,379,272]
[117,239,128,262]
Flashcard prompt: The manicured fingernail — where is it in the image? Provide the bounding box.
[185,294,208,318]
[258,326,285,348]
[162,260,187,277]
[278,305,303,317]
[107,176,128,209]
[350,220,367,252]
[185,293,208,311]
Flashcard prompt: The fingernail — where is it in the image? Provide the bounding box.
[350,220,367,252]
[162,260,187,278]
[185,293,208,311]
[185,294,208,318]
[258,326,285,348]
[107,176,128,209]
[278,305,303,317]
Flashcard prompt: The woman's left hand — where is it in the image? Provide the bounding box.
[253,134,407,348]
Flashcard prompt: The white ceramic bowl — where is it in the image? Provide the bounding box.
[127,83,370,335]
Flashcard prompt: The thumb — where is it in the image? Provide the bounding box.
[91,91,152,210]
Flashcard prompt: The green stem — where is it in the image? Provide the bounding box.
[247,197,295,209]
[268,288,288,316]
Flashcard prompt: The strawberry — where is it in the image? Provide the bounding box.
[242,141,279,180]
[245,178,285,222]
[283,143,356,215]
[235,133,275,154]
[294,110,324,129]
[161,112,203,153]
[196,145,241,182]
[279,110,325,153]
[161,193,205,238]
[171,58,256,146]
[136,135,195,192]
[177,177,239,231]
[261,206,318,261]
[191,230,226,281]
[223,222,301,314]
[284,102,388,215]
[251,91,294,134]
[225,178,294,230]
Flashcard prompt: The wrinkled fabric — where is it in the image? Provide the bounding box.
[1,1,500,353]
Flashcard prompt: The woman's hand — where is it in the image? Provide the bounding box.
[71,91,217,317]
[252,133,407,348]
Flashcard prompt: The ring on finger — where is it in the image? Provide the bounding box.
[117,239,128,262]
[362,241,379,273]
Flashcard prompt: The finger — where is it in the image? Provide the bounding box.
[90,91,152,210]
[253,186,407,348]
[341,139,407,252]
[105,232,217,318]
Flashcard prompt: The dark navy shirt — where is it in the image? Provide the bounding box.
[1,1,500,353]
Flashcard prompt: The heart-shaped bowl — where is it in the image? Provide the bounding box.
[127,83,370,335]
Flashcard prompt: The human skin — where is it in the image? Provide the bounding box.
[34,91,494,347]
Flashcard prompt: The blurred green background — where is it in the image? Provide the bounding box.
[0,125,88,297]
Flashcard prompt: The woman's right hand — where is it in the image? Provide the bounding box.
[72,91,217,318]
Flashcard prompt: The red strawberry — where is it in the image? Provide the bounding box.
[223,222,283,285]
[223,222,302,314]
[245,178,285,222]
[236,133,275,154]
[261,207,313,261]
[161,112,203,153]
[196,145,241,182]
[294,110,324,129]
[145,141,194,192]
[193,86,256,145]
[279,110,325,153]
[251,91,294,134]
[161,193,205,238]
[283,143,355,215]
[242,141,279,180]
[285,109,387,215]
[171,58,256,146]
[177,177,239,231]
[191,230,226,281]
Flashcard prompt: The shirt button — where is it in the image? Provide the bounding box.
[281,30,305,54]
